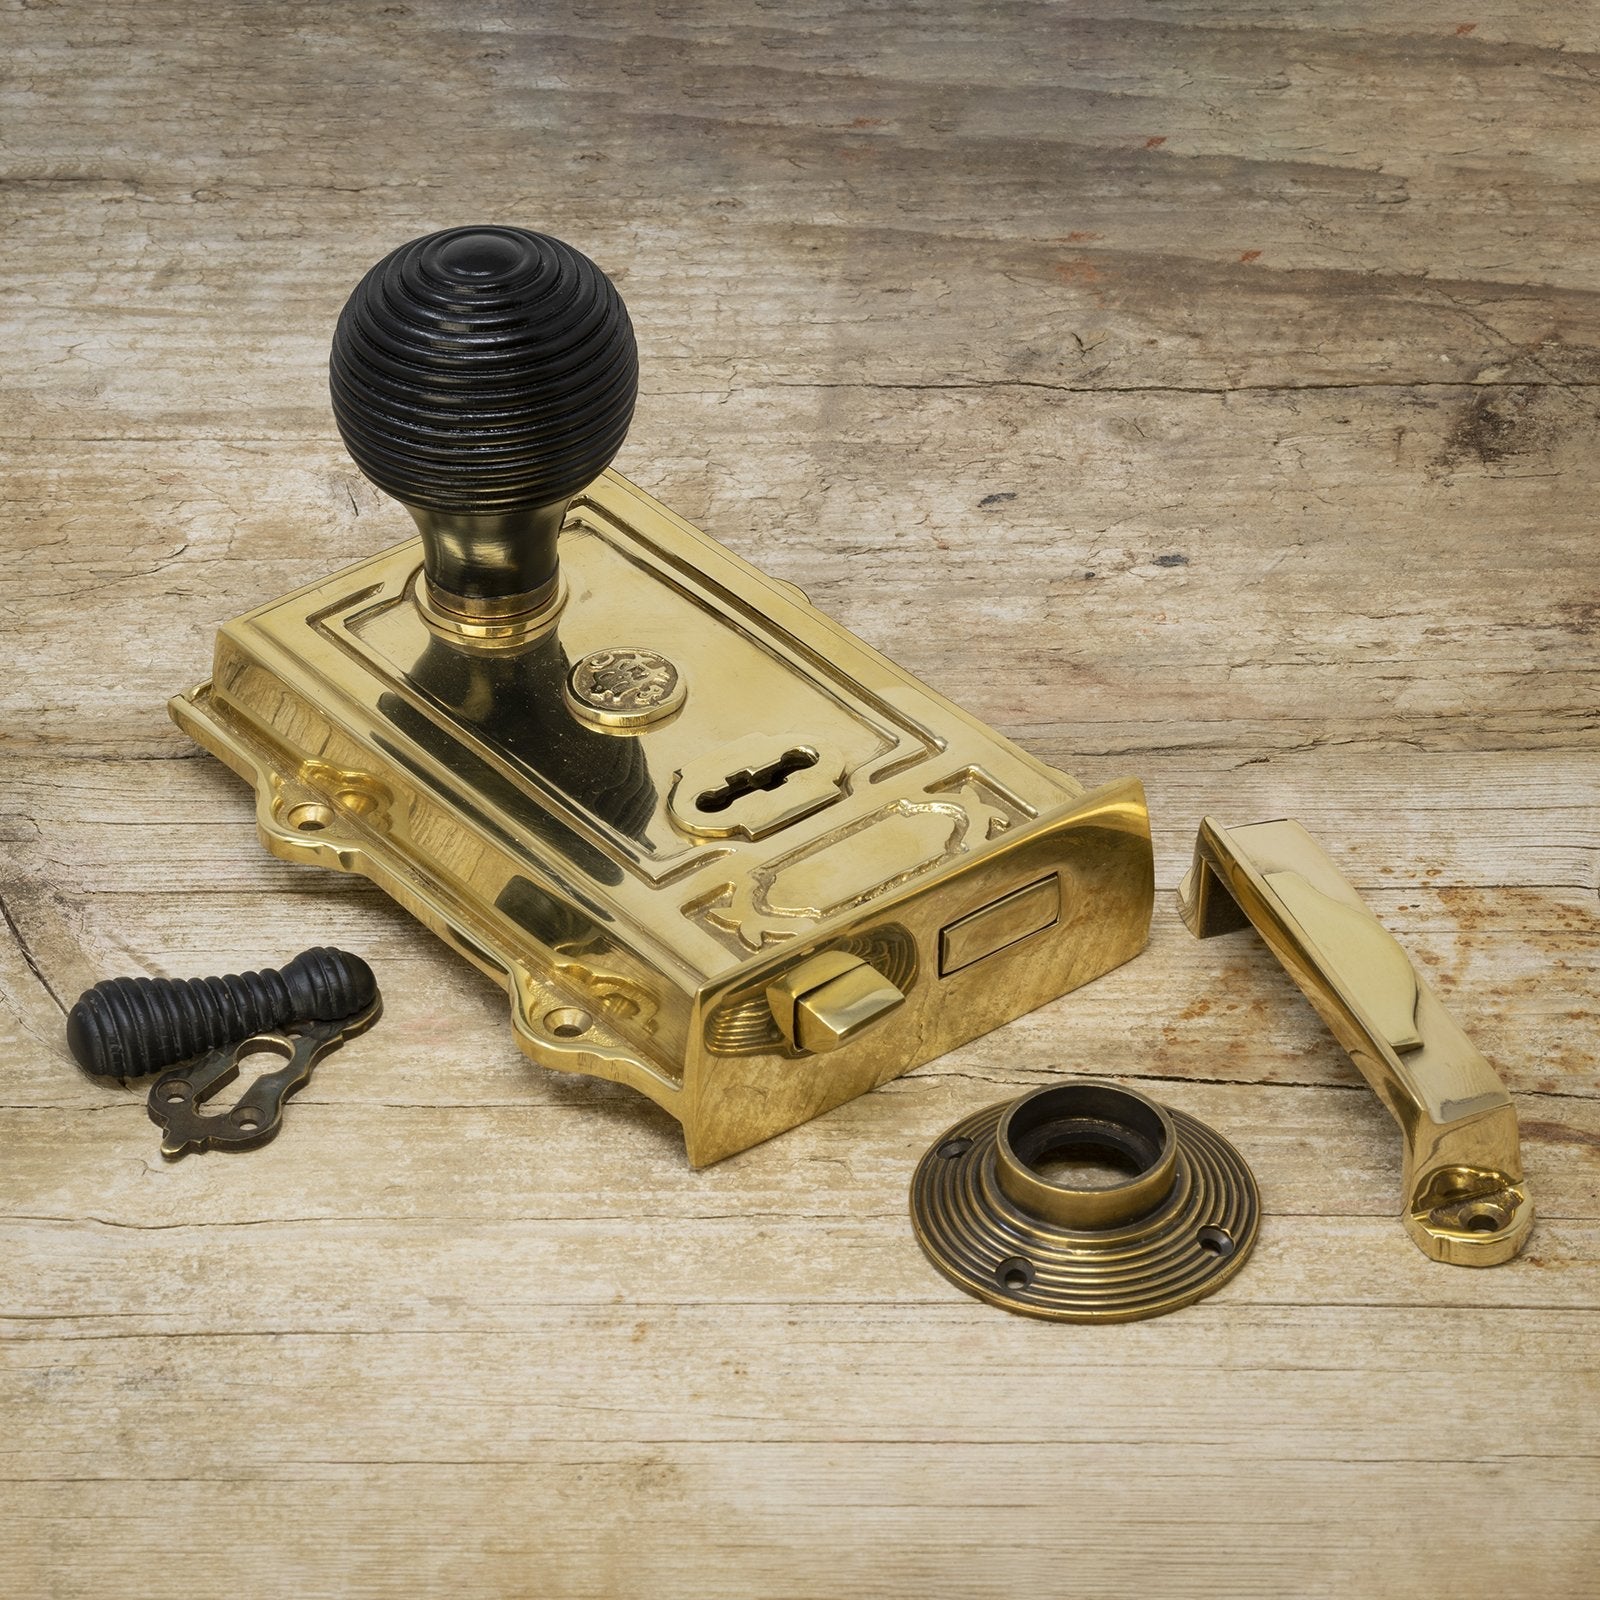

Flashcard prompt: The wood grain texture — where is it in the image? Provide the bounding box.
[2,2,1597,1596]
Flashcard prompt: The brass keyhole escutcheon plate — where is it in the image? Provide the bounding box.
[911,1081,1260,1322]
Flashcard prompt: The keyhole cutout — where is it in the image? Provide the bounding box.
[697,747,819,813]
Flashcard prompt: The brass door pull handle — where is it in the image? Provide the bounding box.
[1178,818,1532,1266]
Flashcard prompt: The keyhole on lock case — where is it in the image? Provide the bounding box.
[696,747,819,813]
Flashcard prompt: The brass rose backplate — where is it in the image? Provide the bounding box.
[912,1080,1260,1322]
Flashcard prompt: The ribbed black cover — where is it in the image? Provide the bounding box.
[66,947,377,1082]
[329,226,638,514]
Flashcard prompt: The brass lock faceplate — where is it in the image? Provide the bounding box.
[171,470,1155,1165]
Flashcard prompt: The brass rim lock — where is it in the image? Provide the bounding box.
[169,225,1156,1165]
[911,1081,1259,1322]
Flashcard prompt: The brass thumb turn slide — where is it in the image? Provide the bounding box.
[1179,818,1532,1266]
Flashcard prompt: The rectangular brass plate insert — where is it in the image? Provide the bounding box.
[171,471,1154,1165]
[939,875,1061,975]
[1178,816,1531,1265]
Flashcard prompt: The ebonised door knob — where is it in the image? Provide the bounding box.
[330,226,638,621]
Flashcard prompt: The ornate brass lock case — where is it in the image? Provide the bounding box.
[170,228,1154,1165]
[171,473,1152,1164]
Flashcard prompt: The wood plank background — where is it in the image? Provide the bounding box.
[3,3,1597,1595]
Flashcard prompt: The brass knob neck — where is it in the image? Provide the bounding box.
[409,501,568,618]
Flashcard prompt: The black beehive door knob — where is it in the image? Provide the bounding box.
[330,226,639,619]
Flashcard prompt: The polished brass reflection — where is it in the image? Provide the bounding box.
[171,476,1155,1165]
[911,1081,1260,1321]
[1178,817,1532,1265]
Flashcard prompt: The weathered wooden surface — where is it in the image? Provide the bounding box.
[3,3,1597,1595]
